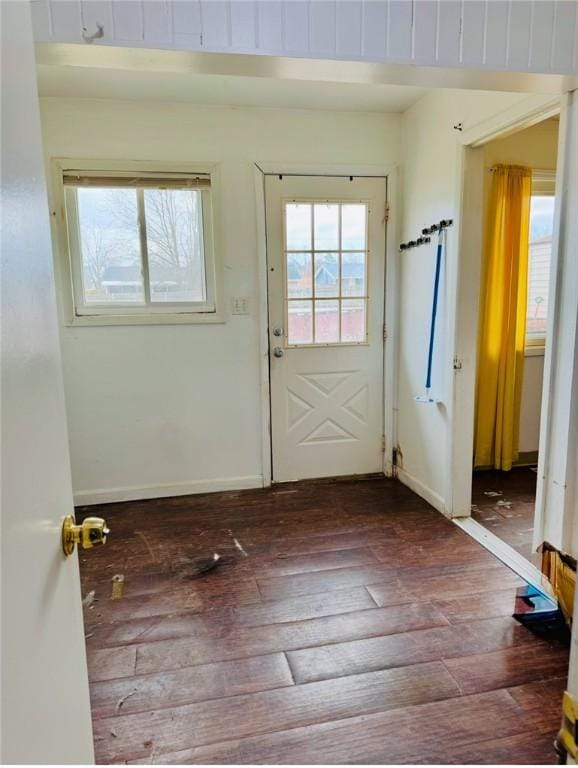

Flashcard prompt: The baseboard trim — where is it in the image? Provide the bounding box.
[74,475,265,506]
[396,467,447,516]
[453,516,550,595]
[475,451,539,471]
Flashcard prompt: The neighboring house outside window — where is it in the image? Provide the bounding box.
[526,171,556,348]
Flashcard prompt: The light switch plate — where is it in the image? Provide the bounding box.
[231,297,250,315]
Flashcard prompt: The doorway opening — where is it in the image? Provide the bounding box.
[468,116,559,568]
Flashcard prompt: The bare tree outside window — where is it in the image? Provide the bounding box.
[77,187,143,303]
[75,186,207,305]
[144,189,206,302]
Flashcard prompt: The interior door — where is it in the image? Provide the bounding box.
[1,3,94,763]
[266,175,387,482]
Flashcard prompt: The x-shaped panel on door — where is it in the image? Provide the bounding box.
[286,369,370,447]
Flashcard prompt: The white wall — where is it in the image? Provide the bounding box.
[396,89,532,511]
[482,119,559,455]
[40,97,401,503]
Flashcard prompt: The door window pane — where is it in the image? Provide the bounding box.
[286,203,312,250]
[77,187,144,304]
[315,300,339,343]
[341,252,366,297]
[287,253,312,298]
[313,203,339,249]
[144,189,206,303]
[283,201,369,345]
[287,300,313,344]
[341,299,366,342]
[341,204,366,250]
[314,252,339,297]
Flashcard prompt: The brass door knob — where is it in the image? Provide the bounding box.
[62,515,110,556]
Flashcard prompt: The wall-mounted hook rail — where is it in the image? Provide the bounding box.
[399,219,453,251]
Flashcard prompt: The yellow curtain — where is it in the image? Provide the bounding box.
[474,164,532,470]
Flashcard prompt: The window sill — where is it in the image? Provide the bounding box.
[66,310,225,327]
[525,345,545,357]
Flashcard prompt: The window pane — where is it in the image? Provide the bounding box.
[341,252,366,296]
[287,252,312,298]
[144,189,206,303]
[341,299,366,342]
[341,204,366,250]
[314,203,339,249]
[286,203,311,250]
[527,195,554,339]
[288,300,313,344]
[77,187,144,304]
[315,252,339,297]
[315,300,339,343]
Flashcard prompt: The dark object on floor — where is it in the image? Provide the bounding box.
[177,552,221,579]
[513,584,569,641]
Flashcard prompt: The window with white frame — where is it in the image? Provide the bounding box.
[284,201,369,346]
[526,172,556,348]
[61,170,216,320]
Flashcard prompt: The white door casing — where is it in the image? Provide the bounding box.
[266,175,387,482]
[1,2,94,763]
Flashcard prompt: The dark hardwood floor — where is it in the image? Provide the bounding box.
[77,476,567,764]
[472,467,540,565]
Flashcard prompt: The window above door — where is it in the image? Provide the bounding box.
[283,200,369,346]
[52,160,222,325]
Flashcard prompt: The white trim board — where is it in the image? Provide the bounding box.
[453,516,551,596]
[396,467,446,517]
[255,160,398,488]
[74,475,264,506]
[446,93,564,520]
[254,164,272,488]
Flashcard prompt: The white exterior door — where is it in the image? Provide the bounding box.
[266,175,387,482]
[1,3,94,763]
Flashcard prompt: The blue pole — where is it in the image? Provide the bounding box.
[426,232,443,391]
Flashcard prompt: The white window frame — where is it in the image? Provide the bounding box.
[526,170,556,351]
[282,197,370,348]
[50,158,224,326]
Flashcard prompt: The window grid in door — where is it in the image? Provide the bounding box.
[283,200,369,347]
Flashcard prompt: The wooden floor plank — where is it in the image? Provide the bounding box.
[134,602,449,675]
[444,643,569,694]
[250,546,379,577]
[84,577,262,623]
[89,653,293,719]
[85,586,377,648]
[256,563,401,601]
[128,689,539,765]
[286,616,542,684]
[93,661,460,763]
[87,646,136,682]
[413,731,557,765]
[507,677,567,728]
[369,564,525,604]
[254,558,504,602]
[433,588,519,624]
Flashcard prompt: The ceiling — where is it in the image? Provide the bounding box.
[37,65,427,113]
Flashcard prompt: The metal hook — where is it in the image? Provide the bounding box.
[82,23,104,43]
